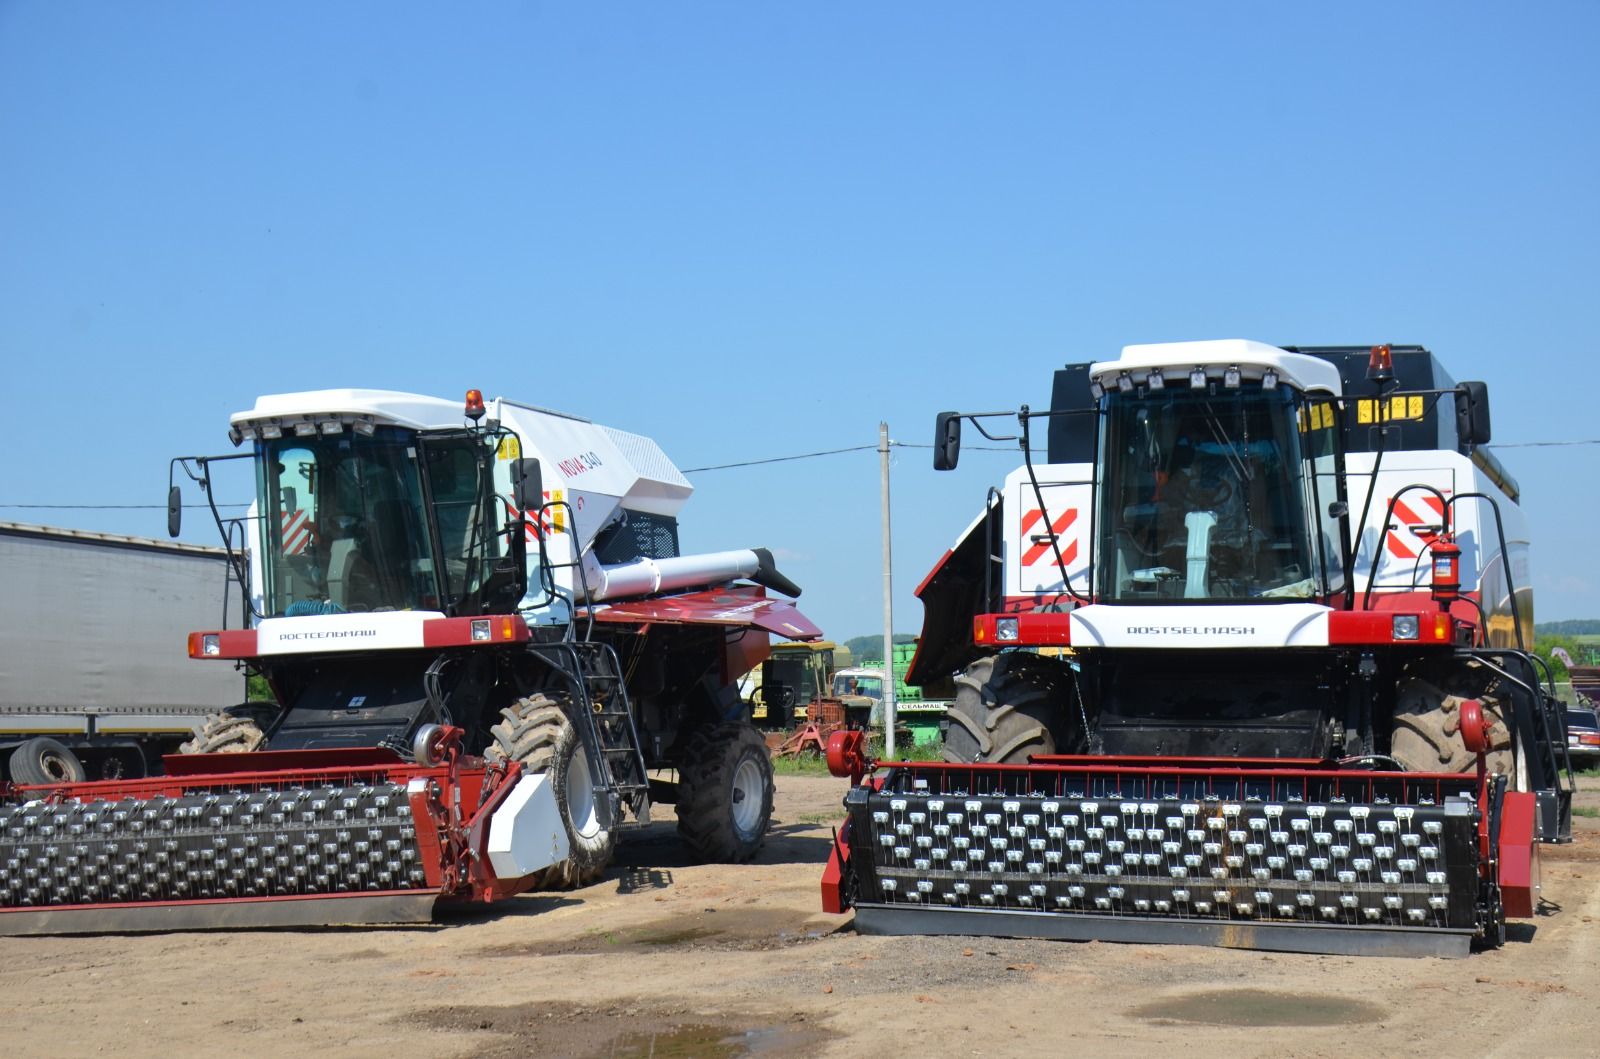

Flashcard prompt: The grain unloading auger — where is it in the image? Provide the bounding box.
[822,341,1573,957]
[1,387,820,934]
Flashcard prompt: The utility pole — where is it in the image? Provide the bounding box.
[879,422,896,758]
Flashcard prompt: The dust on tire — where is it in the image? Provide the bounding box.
[485,693,616,890]
[941,654,1067,764]
[676,722,775,863]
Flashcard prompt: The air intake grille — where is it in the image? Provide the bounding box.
[592,511,680,564]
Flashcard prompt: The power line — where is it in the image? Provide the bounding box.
[0,503,250,510]
[681,444,878,473]
[681,440,1035,473]
[1493,439,1600,448]
[7,434,1593,499]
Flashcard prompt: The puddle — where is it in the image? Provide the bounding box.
[593,1023,800,1058]
[409,1001,829,1058]
[476,907,831,958]
[1132,988,1386,1027]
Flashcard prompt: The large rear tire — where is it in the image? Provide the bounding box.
[941,654,1067,764]
[1390,660,1514,776]
[485,694,616,890]
[676,722,775,863]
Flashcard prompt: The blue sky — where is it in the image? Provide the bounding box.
[2,3,1596,639]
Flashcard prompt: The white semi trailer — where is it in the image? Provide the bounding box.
[0,522,243,781]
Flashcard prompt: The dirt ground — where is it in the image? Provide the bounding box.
[3,773,1599,1059]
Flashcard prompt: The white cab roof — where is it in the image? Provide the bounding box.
[232,389,468,430]
[1090,339,1343,396]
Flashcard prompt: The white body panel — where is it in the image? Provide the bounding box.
[1069,603,1331,648]
[1344,449,1529,597]
[485,774,570,880]
[1004,463,1094,601]
[254,611,444,655]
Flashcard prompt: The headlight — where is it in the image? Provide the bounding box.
[995,617,1019,642]
[202,634,221,656]
[1392,615,1420,641]
[470,619,492,642]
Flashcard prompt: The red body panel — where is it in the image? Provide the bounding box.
[1498,791,1540,919]
[421,614,531,647]
[586,584,822,640]
[820,818,852,915]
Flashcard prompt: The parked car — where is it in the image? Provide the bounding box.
[1565,703,1600,769]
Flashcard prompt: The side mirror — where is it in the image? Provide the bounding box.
[1456,382,1491,446]
[167,485,182,537]
[933,412,962,471]
[513,458,544,512]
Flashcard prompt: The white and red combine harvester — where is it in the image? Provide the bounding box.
[0,388,820,934]
[821,341,1573,958]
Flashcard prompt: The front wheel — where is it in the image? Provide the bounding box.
[941,653,1068,764]
[676,723,775,863]
[1390,660,1513,776]
[179,704,273,754]
[485,694,616,890]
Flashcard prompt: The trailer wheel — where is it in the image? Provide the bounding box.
[941,654,1065,765]
[9,737,87,785]
[179,709,268,754]
[676,723,774,863]
[485,694,615,890]
[1391,661,1513,776]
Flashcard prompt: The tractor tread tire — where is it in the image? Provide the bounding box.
[485,694,615,891]
[1391,662,1513,777]
[942,654,1065,765]
[180,712,267,755]
[676,722,775,864]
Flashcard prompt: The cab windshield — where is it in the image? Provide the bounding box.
[258,427,508,616]
[1096,386,1325,602]
[832,674,883,699]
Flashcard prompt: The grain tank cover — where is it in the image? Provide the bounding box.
[492,398,693,549]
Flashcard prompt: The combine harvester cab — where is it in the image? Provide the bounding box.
[822,341,1572,958]
[0,388,819,934]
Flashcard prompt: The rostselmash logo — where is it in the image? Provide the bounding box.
[1125,626,1257,636]
[274,629,380,641]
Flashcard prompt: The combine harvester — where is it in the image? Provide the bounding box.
[822,341,1573,957]
[0,388,819,934]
